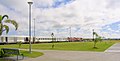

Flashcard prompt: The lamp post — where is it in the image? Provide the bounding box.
[69,27,71,41]
[70,27,71,37]
[92,29,94,42]
[51,33,54,48]
[34,18,35,37]
[33,18,35,43]
[28,1,33,53]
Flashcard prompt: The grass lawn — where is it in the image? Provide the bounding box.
[20,50,43,58]
[0,59,12,61]
[0,40,118,52]
[0,50,43,58]
[0,50,43,61]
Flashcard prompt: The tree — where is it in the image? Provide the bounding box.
[93,31,102,48]
[51,33,54,48]
[0,15,18,36]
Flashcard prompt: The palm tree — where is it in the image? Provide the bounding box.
[0,15,18,36]
[93,31,102,48]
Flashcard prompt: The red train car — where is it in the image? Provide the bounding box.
[67,37,83,42]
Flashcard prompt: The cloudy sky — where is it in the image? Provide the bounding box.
[0,0,120,38]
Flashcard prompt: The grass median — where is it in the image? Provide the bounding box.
[20,50,43,58]
[0,50,43,61]
[0,40,118,52]
[0,50,43,58]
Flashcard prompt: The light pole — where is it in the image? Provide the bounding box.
[28,1,33,53]
[69,27,71,41]
[33,18,35,43]
[92,29,94,42]
[34,18,35,37]
[70,27,71,38]
[56,29,59,41]
[51,33,54,48]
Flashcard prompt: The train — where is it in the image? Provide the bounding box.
[0,35,94,44]
[0,35,68,44]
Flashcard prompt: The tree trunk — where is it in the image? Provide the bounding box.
[93,42,97,48]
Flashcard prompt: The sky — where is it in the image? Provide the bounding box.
[0,0,120,38]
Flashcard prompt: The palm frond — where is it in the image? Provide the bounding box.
[4,19,18,30]
[3,25,9,34]
[93,32,98,36]
[0,15,2,23]
[0,23,2,29]
[2,15,8,20]
[0,23,3,35]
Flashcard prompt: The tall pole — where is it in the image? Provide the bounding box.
[70,27,71,38]
[51,33,54,48]
[93,29,94,41]
[70,27,71,41]
[28,1,33,53]
[33,18,35,43]
[56,29,58,41]
[34,18,35,37]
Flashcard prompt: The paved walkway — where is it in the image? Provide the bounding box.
[20,49,120,61]
[105,43,120,52]
[4,43,120,61]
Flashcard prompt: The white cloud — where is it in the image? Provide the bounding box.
[1,0,120,38]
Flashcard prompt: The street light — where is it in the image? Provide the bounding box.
[70,27,71,37]
[51,33,54,48]
[69,27,71,41]
[28,1,33,53]
[92,29,94,42]
[33,18,35,43]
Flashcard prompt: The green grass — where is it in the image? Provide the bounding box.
[0,58,12,61]
[0,50,43,58]
[20,50,43,58]
[0,59,5,61]
[0,41,117,52]
[0,50,43,61]
[0,40,118,61]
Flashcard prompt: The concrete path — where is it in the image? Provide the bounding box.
[21,49,120,61]
[105,43,120,52]
[6,43,120,61]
